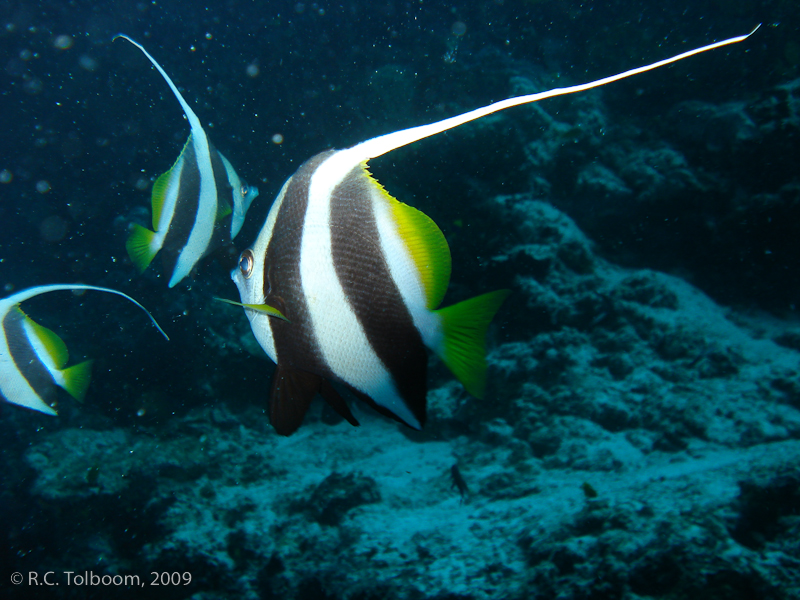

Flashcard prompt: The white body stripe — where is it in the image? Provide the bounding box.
[233,177,293,362]
[302,150,421,429]
[0,300,56,414]
[169,134,218,288]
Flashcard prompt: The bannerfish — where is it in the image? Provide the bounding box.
[222,27,758,436]
[0,284,168,415]
[116,35,260,288]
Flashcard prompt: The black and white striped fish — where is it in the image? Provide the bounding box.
[0,284,167,415]
[117,35,259,288]
[222,28,758,435]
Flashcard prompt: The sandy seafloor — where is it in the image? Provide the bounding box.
[1,1,800,598]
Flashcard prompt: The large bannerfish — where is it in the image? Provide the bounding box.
[117,35,259,288]
[0,284,167,415]
[223,27,758,436]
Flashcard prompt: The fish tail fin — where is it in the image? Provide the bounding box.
[60,359,93,402]
[126,224,159,274]
[434,289,510,398]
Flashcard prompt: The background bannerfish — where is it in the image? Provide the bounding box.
[226,27,758,436]
[116,35,259,288]
[0,284,167,415]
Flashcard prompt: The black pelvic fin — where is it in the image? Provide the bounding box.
[270,365,318,436]
[269,366,358,436]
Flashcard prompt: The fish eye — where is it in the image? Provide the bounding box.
[239,250,254,278]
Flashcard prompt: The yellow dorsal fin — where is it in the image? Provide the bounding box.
[20,308,69,368]
[361,162,451,310]
[151,135,192,230]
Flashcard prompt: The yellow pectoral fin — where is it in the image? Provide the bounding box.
[214,297,290,322]
[216,201,233,221]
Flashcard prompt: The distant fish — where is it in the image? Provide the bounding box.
[222,27,758,435]
[0,284,168,415]
[450,465,469,503]
[116,35,259,288]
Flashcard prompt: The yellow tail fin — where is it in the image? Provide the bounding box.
[60,359,93,403]
[434,289,510,398]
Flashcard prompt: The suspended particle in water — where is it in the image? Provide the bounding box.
[246,62,259,78]
[78,55,98,71]
[23,77,43,95]
[39,215,68,242]
[0,169,12,183]
[451,21,467,37]
[35,180,51,194]
[205,32,213,40]
[271,133,284,145]
[53,34,73,50]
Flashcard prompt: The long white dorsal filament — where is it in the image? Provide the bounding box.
[114,34,205,137]
[350,24,761,163]
[4,284,169,340]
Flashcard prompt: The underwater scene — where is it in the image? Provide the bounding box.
[2,0,799,598]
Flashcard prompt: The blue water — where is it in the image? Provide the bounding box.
[1,1,799,598]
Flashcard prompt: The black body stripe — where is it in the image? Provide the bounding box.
[329,166,428,427]
[2,309,58,406]
[264,151,335,379]
[208,142,233,244]
[161,138,202,277]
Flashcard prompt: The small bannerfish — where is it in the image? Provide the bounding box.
[222,27,758,435]
[116,35,259,288]
[0,284,168,415]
